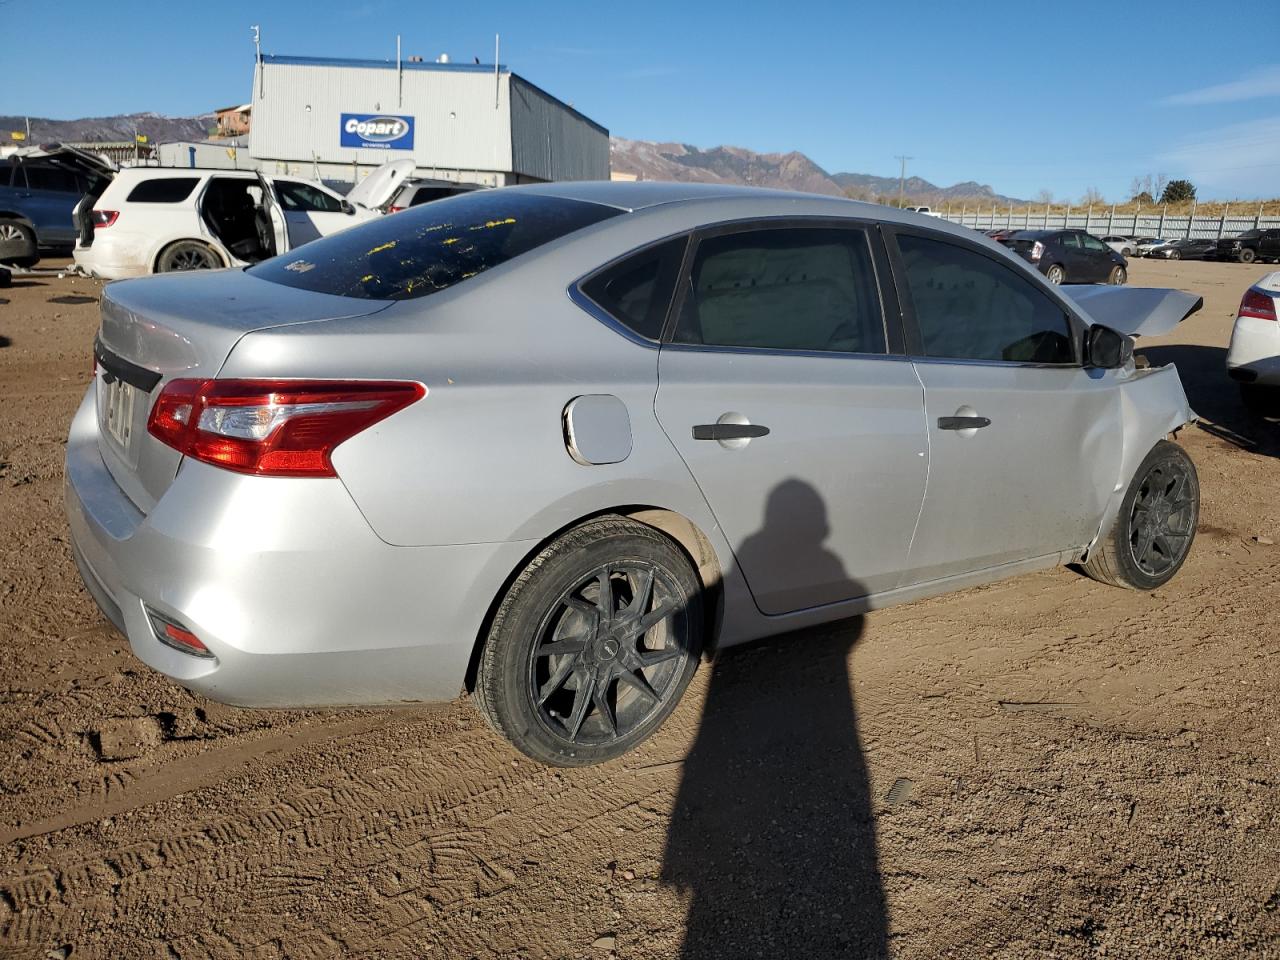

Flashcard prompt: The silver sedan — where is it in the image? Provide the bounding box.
[66,182,1202,765]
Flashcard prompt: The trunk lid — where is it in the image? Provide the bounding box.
[94,269,393,512]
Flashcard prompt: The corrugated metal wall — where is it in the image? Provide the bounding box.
[508,77,609,181]
[251,60,512,173]
[249,59,607,183]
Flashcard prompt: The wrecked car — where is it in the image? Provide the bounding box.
[66,184,1201,766]
[73,159,414,279]
[0,143,116,266]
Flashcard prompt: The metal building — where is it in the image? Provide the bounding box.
[248,54,609,188]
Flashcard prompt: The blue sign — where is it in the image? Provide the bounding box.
[340,113,414,150]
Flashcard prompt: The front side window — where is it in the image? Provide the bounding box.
[579,237,686,341]
[250,191,623,301]
[672,226,886,354]
[126,178,199,203]
[275,180,344,213]
[897,234,1075,365]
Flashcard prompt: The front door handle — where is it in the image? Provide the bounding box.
[938,416,991,431]
[692,423,770,441]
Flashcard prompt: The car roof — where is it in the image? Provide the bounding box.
[1011,229,1058,239]
[114,167,253,179]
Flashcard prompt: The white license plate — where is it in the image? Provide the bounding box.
[104,378,137,452]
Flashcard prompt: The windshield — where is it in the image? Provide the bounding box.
[249,190,623,300]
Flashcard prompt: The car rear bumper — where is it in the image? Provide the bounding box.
[64,387,535,707]
[74,239,151,280]
[1227,315,1280,386]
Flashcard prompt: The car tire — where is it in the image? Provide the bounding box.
[1121,247,1132,256]
[1045,264,1066,285]
[473,515,704,766]
[1108,266,1127,285]
[1081,440,1198,591]
[1168,250,1181,260]
[1239,248,1257,264]
[0,220,38,268]
[156,240,221,273]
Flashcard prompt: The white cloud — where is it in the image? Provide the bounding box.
[1162,65,1280,106]
[1158,116,1280,198]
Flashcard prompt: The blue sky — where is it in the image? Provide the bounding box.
[4,0,1278,201]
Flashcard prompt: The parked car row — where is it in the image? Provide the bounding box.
[0,144,116,266]
[0,149,455,274]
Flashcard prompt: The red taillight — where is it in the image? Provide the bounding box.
[1239,289,1278,322]
[1031,241,1044,262]
[92,210,119,228]
[147,379,425,477]
[388,205,405,214]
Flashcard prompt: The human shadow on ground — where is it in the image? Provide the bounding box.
[662,479,888,959]
[1141,343,1280,458]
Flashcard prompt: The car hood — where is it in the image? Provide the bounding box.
[1060,286,1203,337]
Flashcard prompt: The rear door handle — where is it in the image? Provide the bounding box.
[938,416,991,431]
[692,423,770,441]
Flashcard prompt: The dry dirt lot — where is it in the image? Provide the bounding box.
[0,257,1277,959]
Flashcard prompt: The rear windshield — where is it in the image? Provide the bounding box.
[249,191,622,300]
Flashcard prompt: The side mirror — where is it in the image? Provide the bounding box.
[1085,323,1133,369]
[341,199,356,215]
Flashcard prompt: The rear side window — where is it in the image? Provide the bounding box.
[672,227,886,354]
[250,191,622,301]
[24,165,80,193]
[126,178,199,203]
[579,237,686,341]
[1059,233,1082,248]
[1081,234,1109,252]
[897,234,1075,364]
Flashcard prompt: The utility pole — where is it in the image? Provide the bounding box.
[895,154,913,208]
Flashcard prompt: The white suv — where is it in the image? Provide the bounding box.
[75,160,413,279]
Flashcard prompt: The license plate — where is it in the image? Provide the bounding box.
[104,378,137,452]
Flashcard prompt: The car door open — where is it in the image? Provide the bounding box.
[654,223,928,615]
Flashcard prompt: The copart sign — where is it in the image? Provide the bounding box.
[340,113,414,150]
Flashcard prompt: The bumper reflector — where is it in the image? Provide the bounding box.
[145,606,216,659]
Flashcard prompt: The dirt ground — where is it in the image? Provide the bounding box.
[0,256,1277,959]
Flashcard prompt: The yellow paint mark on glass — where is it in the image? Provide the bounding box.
[367,240,398,255]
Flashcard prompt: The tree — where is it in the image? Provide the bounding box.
[1035,188,1054,204]
[1081,186,1105,206]
[1132,190,1154,206]
[1160,179,1196,204]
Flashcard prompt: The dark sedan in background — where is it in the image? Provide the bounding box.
[999,229,1128,285]
[1147,238,1217,261]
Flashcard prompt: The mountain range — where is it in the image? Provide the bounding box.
[1,112,214,144]
[610,138,1025,205]
[2,113,1021,204]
